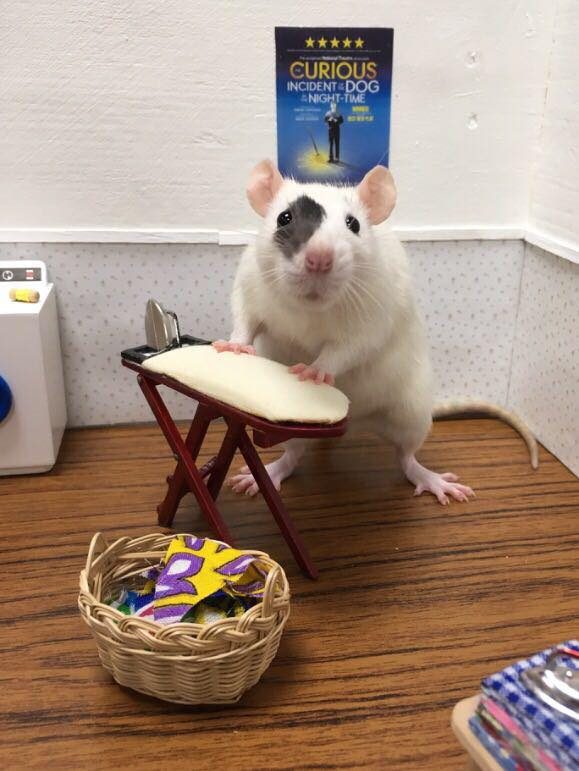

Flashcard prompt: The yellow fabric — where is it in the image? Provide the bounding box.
[143,345,349,424]
[153,535,263,625]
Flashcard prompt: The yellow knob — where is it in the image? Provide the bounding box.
[9,288,40,303]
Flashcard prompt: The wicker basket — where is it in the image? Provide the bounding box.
[78,532,290,704]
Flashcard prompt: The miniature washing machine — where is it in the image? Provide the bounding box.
[0,260,67,475]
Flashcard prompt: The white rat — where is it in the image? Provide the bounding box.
[213,160,538,504]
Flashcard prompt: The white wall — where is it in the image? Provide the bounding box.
[528,0,579,256]
[0,0,554,237]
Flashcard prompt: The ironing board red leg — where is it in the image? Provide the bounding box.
[236,425,318,580]
[157,404,214,526]
[206,422,243,500]
[137,375,234,544]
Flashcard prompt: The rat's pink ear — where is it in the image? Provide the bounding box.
[246,159,284,216]
[356,166,397,224]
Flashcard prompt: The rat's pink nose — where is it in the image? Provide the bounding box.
[305,246,334,273]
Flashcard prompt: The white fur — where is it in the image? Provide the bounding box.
[226,174,535,502]
[231,179,433,453]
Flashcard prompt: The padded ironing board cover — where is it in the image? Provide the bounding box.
[142,346,349,424]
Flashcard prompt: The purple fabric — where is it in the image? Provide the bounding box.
[184,536,205,550]
[154,553,202,599]
[216,554,256,576]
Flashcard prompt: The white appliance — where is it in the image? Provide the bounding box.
[0,260,67,475]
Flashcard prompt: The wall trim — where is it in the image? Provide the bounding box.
[523,228,579,266]
[1,225,577,263]
[0,225,524,245]
[0,228,247,246]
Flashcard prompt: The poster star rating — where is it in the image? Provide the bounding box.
[304,36,363,49]
[275,27,393,185]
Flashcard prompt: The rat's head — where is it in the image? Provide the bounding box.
[247,159,396,311]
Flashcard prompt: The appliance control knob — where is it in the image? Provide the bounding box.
[0,375,13,423]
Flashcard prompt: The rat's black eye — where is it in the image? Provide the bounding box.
[345,215,360,234]
[277,210,292,227]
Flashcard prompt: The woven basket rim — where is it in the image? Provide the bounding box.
[79,594,289,651]
[80,610,285,662]
[80,595,274,633]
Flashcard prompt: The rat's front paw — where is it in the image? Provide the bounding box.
[289,362,335,385]
[212,340,256,355]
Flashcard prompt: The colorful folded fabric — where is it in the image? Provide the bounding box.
[182,591,252,625]
[139,566,160,596]
[108,588,155,618]
[473,698,562,771]
[478,640,579,771]
[153,535,264,625]
[469,712,520,771]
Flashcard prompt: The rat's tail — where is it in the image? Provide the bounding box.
[433,399,539,469]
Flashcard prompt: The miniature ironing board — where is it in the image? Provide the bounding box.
[121,341,349,579]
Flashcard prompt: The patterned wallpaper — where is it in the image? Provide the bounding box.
[508,243,578,474]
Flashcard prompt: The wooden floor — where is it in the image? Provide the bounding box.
[1,418,578,770]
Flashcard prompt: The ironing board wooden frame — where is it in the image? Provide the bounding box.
[122,359,348,579]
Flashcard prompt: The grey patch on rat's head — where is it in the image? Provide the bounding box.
[274,195,326,258]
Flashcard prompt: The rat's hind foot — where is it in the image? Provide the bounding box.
[400,454,475,506]
[227,440,305,498]
[413,470,475,505]
[228,459,288,497]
